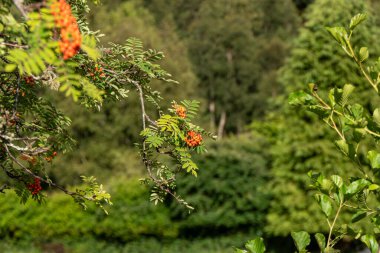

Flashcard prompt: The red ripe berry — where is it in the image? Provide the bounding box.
[24,76,35,85]
[185,130,202,147]
[27,178,42,195]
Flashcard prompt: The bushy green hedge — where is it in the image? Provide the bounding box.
[0,171,262,252]
[0,233,257,253]
[0,178,176,242]
[170,135,271,236]
[0,135,274,252]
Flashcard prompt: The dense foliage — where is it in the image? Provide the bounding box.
[3,0,380,253]
[0,0,211,212]
[171,136,270,236]
[257,0,380,236]
[237,9,380,253]
[0,177,258,253]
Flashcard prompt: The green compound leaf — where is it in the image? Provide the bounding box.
[81,35,100,60]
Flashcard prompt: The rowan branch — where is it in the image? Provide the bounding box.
[0,42,28,49]
[4,145,95,202]
[132,79,192,208]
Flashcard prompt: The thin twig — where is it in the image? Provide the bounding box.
[347,40,378,93]
[312,91,331,109]
[134,81,146,130]
[0,42,28,49]
[330,114,345,141]
[0,135,39,141]
[327,202,344,252]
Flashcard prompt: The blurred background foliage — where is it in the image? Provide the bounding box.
[3,0,380,252]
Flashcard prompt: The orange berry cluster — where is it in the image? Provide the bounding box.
[89,65,105,78]
[185,130,203,147]
[45,151,58,162]
[174,105,186,118]
[12,88,25,97]
[28,178,42,195]
[51,0,82,60]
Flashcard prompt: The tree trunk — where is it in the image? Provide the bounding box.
[217,110,226,139]
[209,100,216,132]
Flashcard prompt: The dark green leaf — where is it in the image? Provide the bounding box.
[352,211,368,223]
